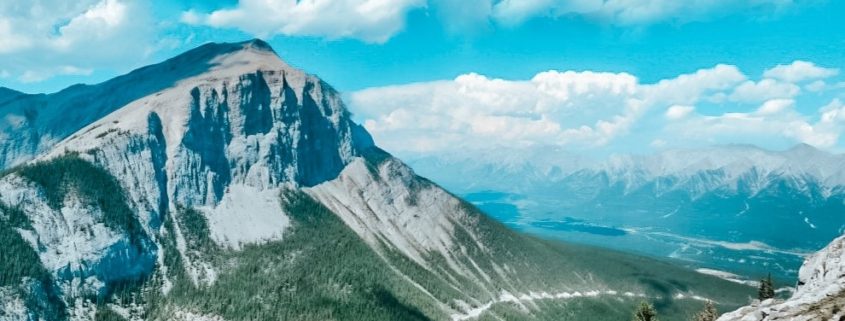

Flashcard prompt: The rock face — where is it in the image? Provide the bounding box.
[50,39,373,206]
[0,41,262,169]
[40,39,375,251]
[0,40,758,321]
[0,39,374,303]
[717,234,845,321]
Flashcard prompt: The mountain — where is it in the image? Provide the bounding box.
[407,144,845,198]
[0,40,754,321]
[0,41,271,170]
[406,145,845,280]
[0,87,24,104]
[717,234,845,320]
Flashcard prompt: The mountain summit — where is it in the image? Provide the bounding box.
[0,40,752,321]
[0,39,307,169]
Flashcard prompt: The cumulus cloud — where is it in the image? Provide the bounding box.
[184,0,805,43]
[490,0,795,26]
[352,70,643,153]
[352,64,750,154]
[183,0,425,43]
[641,64,746,105]
[351,61,845,155]
[665,105,694,120]
[763,60,840,83]
[729,78,800,102]
[0,0,156,84]
[665,98,845,149]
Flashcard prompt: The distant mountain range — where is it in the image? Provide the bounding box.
[0,40,754,321]
[407,144,845,278]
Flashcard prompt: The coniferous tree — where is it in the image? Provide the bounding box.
[757,273,775,300]
[692,300,718,321]
[633,301,659,321]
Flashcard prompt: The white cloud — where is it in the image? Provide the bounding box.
[642,64,746,105]
[763,60,839,83]
[729,78,800,102]
[0,18,31,53]
[20,66,93,83]
[352,70,644,153]
[665,105,694,120]
[352,61,845,155]
[184,0,426,43]
[490,0,795,26]
[352,64,754,154]
[755,98,793,115]
[185,0,804,43]
[805,80,827,92]
[665,98,845,149]
[0,0,155,84]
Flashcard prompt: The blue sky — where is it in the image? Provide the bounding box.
[2,0,844,156]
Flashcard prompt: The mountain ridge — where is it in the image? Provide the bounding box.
[0,39,293,170]
[0,39,754,321]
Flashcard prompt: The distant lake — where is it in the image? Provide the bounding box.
[529,218,627,236]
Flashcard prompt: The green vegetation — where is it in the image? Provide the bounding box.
[758,273,775,300]
[0,202,47,286]
[175,206,218,252]
[15,154,146,247]
[0,152,756,321]
[0,201,31,229]
[0,197,66,320]
[453,198,754,318]
[692,301,718,321]
[94,306,128,321]
[1,154,155,320]
[143,190,440,321]
[633,301,659,321]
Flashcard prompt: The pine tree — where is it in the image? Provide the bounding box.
[633,301,659,321]
[757,273,775,300]
[692,300,718,321]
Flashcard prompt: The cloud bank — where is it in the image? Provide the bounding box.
[0,0,156,83]
[490,0,796,26]
[182,0,426,43]
[183,0,803,43]
[349,60,845,155]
